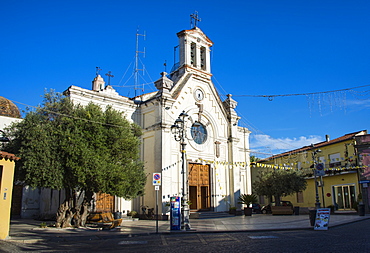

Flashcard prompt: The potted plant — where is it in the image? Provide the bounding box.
[238,194,258,216]
[229,206,237,215]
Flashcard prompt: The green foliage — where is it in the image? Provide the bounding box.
[253,170,307,203]
[238,194,258,206]
[250,156,260,163]
[128,210,138,217]
[5,90,146,199]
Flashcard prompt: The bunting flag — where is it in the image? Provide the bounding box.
[161,159,182,171]
[161,158,248,172]
[252,162,367,172]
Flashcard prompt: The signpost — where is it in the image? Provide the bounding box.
[153,173,161,233]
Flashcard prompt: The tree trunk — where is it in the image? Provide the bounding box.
[55,190,74,228]
[83,191,93,226]
[274,195,281,205]
[75,191,93,227]
[55,189,93,228]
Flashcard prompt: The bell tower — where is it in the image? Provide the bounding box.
[171,13,213,81]
[177,27,213,74]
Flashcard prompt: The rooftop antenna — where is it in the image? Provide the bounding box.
[190,11,201,28]
[105,71,114,85]
[134,28,146,98]
[96,67,102,77]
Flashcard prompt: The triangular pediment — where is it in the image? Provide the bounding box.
[177,27,213,46]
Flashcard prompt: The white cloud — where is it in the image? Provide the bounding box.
[250,134,324,155]
[346,99,370,107]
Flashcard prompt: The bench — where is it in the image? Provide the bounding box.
[87,212,122,229]
[271,206,294,215]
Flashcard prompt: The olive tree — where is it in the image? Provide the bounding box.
[5,91,146,228]
[253,169,307,205]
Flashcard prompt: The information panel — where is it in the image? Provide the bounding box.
[170,196,181,230]
[314,208,331,230]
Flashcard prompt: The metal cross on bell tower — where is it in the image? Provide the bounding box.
[95,67,102,77]
[190,11,201,28]
[105,71,114,86]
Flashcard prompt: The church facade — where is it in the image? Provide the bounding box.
[66,26,251,214]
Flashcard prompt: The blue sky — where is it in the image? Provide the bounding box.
[2,0,370,157]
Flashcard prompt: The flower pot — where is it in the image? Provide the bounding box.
[244,207,253,216]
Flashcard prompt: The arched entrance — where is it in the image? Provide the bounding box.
[188,163,211,211]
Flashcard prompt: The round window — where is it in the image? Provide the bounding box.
[190,122,207,144]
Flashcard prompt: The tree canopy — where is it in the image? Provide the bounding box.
[253,169,307,204]
[5,91,146,227]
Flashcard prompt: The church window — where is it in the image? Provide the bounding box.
[191,42,197,67]
[200,46,206,70]
[191,122,207,144]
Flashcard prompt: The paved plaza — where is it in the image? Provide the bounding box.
[6,213,370,243]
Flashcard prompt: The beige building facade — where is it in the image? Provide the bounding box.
[66,26,251,214]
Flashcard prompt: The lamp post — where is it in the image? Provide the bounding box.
[0,130,10,143]
[311,146,321,209]
[171,110,191,230]
[0,130,10,150]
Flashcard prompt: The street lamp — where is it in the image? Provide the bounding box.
[171,110,191,230]
[311,146,322,209]
[0,130,10,150]
[0,130,10,143]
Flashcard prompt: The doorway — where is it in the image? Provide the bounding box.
[96,192,115,213]
[333,184,356,210]
[188,164,211,211]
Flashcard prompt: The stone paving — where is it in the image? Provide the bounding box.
[6,213,370,243]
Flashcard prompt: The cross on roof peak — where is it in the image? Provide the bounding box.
[190,11,201,28]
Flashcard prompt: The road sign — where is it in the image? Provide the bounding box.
[315,163,325,176]
[153,173,161,186]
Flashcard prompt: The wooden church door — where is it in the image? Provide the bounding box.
[188,163,210,211]
[95,192,114,213]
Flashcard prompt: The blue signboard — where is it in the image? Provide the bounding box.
[170,196,181,230]
[315,163,325,176]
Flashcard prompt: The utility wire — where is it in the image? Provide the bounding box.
[222,84,370,98]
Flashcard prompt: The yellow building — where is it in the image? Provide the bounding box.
[0,151,19,240]
[253,130,367,211]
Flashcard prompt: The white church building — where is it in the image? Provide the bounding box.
[66,25,252,215]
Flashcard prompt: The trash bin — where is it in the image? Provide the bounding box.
[294,206,300,215]
[309,209,317,226]
[358,204,365,216]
